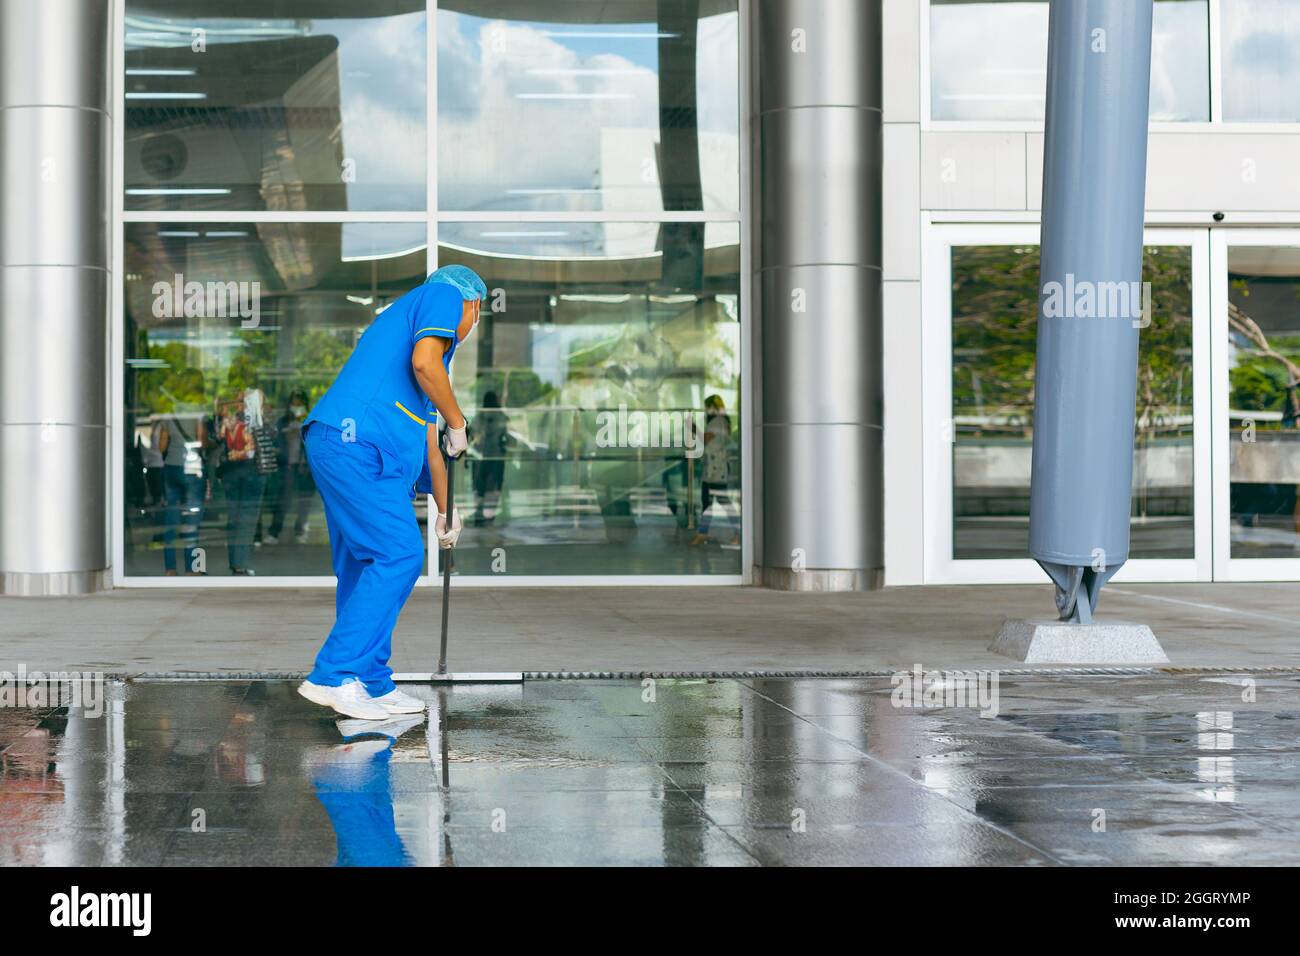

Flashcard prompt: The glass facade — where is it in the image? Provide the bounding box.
[125,2,428,211]
[930,0,1300,127]
[123,222,429,576]
[950,245,1195,560]
[437,3,740,212]
[1221,0,1300,121]
[438,222,742,575]
[1227,246,1300,557]
[120,1,742,580]
[929,0,1211,122]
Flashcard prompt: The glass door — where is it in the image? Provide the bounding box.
[1212,231,1300,580]
[921,224,1212,584]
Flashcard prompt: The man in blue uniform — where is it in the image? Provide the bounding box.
[297,265,486,720]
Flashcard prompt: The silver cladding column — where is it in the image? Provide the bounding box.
[0,0,112,595]
[755,0,882,591]
[1030,0,1153,622]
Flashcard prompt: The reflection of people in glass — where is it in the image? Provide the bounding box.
[297,265,485,721]
[472,390,509,525]
[266,389,316,545]
[690,395,739,547]
[219,389,269,576]
[156,372,209,575]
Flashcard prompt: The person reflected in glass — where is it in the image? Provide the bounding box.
[689,394,740,548]
[472,390,509,526]
[266,388,316,546]
[219,389,269,575]
[156,371,209,575]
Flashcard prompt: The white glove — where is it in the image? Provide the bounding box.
[435,510,463,549]
[443,423,468,458]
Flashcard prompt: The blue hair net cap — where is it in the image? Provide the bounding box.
[425,264,488,301]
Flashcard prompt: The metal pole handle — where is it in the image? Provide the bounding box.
[437,436,456,676]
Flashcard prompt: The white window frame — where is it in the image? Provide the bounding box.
[920,222,1213,584]
[111,0,750,587]
[1210,228,1300,581]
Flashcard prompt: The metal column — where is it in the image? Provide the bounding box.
[755,0,882,591]
[0,0,112,594]
[1030,0,1154,621]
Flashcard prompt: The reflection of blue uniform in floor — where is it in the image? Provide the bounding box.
[303,281,462,697]
[312,740,410,867]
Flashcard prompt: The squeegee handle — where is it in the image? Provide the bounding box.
[437,425,458,677]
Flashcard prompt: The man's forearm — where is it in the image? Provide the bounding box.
[425,430,448,513]
[412,346,466,428]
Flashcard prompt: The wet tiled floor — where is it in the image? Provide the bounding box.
[1,674,1297,865]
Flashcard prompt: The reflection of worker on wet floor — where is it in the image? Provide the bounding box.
[473,390,509,525]
[690,394,739,548]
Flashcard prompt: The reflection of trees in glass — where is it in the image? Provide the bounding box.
[132,323,363,421]
[133,342,209,414]
[951,245,1194,441]
[1227,280,1300,426]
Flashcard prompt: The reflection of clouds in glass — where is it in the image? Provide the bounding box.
[930,0,1208,122]
[1149,2,1209,121]
[1223,0,1300,121]
[332,16,427,207]
[697,13,739,135]
[930,2,1047,121]
[438,11,738,211]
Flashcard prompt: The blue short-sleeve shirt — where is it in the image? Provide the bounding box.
[306,281,461,489]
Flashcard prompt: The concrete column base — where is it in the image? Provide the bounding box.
[758,567,883,592]
[0,570,109,597]
[990,618,1169,664]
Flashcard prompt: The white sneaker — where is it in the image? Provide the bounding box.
[337,713,426,741]
[298,679,389,720]
[371,688,427,715]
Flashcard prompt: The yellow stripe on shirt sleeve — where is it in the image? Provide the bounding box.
[415,327,456,336]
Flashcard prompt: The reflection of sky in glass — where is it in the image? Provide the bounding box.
[339,222,426,261]
[439,221,739,259]
[438,8,739,212]
[124,10,426,210]
[1222,0,1300,121]
[929,0,1209,121]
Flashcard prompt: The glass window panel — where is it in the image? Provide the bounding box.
[1221,0,1300,122]
[437,220,742,574]
[1227,246,1300,558]
[929,0,1209,122]
[123,221,428,577]
[437,1,739,212]
[951,244,1195,560]
[124,2,427,211]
